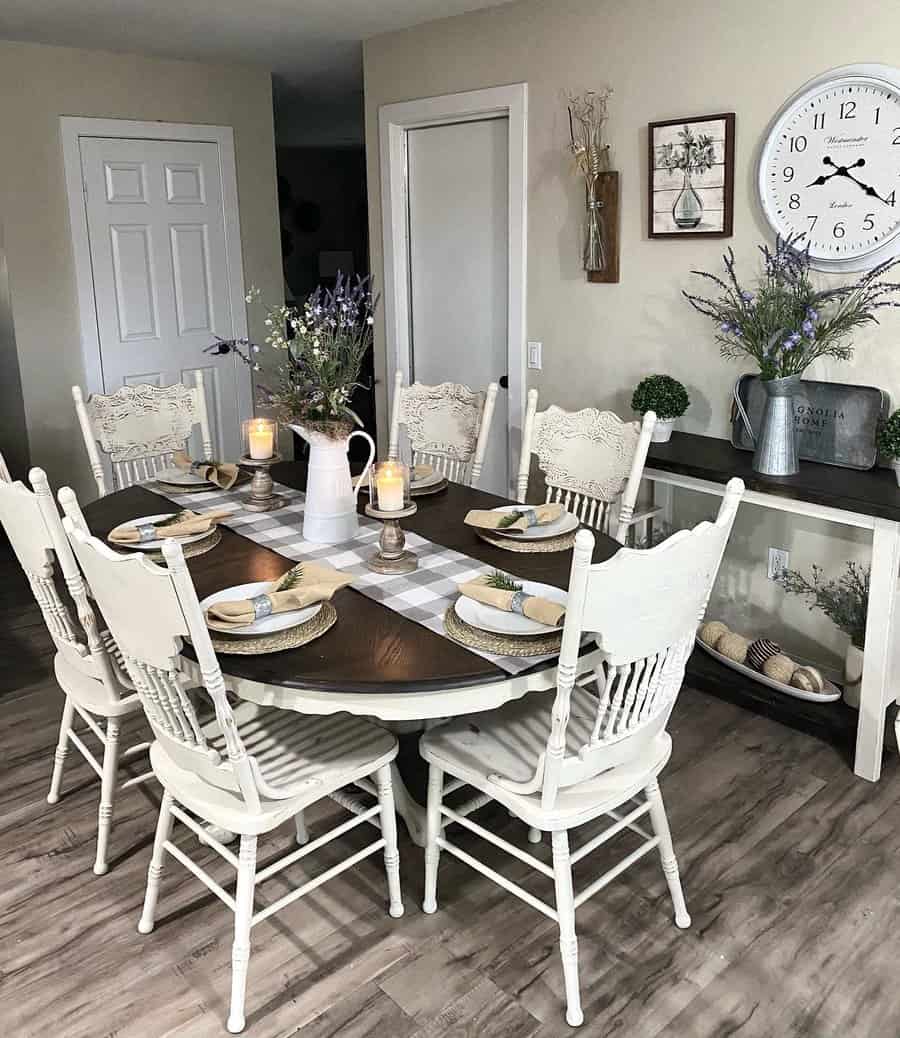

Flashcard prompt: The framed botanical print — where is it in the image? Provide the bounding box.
[648,112,735,238]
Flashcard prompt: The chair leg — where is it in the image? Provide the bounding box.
[227,834,257,1034]
[47,696,76,804]
[422,764,443,914]
[551,830,583,1027]
[138,790,174,934]
[646,779,690,928]
[294,811,309,846]
[93,719,120,875]
[375,765,404,918]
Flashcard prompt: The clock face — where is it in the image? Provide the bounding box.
[760,71,900,269]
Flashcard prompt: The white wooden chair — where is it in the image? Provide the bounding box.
[61,513,404,1034]
[419,478,744,1027]
[73,373,213,496]
[388,370,499,487]
[0,459,150,874]
[516,389,658,545]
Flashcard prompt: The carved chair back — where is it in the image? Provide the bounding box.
[388,371,499,487]
[62,514,266,813]
[0,460,125,696]
[73,373,213,497]
[533,479,743,810]
[516,390,656,544]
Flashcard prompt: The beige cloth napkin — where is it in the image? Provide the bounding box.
[109,508,234,545]
[459,575,566,627]
[174,450,239,490]
[464,502,564,533]
[205,562,353,630]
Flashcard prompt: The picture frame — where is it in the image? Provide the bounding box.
[648,112,735,239]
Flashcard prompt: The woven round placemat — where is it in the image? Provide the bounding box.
[443,604,563,657]
[145,528,222,562]
[208,601,337,655]
[475,528,577,553]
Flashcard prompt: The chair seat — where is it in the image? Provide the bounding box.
[420,689,671,831]
[151,703,398,835]
[54,652,143,718]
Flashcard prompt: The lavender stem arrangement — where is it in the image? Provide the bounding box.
[684,233,900,381]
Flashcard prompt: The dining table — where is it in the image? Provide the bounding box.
[82,461,620,844]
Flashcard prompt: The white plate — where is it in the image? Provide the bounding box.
[454,578,567,636]
[411,469,444,490]
[155,465,213,487]
[201,581,323,636]
[694,635,842,703]
[487,505,579,540]
[108,513,214,552]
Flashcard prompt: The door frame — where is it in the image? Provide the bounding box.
[378,84,527,495]
[60,116,251,425]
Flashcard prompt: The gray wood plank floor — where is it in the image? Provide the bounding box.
[2,548,898,1038]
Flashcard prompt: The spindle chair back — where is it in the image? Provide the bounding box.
[73,372,212,496]
[516,389,657,544]
[0,461,147,874]
[388,370,499,487]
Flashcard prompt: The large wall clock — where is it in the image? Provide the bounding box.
[758,63,900,271]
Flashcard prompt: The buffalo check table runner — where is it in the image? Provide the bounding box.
[149,480,562,676]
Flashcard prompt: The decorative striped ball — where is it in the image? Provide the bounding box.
[698,620,730,648]
[747,638,782,672]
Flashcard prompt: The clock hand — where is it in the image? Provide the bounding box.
[842,170,890,204]
[806,156,864,187]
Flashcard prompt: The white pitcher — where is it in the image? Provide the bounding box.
[291,425,375,544]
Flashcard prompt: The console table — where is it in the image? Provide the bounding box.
[644,432,900,782]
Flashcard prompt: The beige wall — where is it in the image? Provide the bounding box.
[364,0,900,669]
[0,39,283,499]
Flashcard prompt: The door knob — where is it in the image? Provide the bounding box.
[499,375,509,389]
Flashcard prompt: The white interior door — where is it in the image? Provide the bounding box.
[79,136,245,459]
[406,118,509,494]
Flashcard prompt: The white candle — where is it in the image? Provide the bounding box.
[376,465,404,511]
[248,420,274,460]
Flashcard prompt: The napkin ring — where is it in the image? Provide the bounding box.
[519,509,538,528]
[136,524,159,543]
[509,590,529,615]
[250,594,274,620]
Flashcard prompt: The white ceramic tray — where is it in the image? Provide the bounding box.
[694,635,842,703]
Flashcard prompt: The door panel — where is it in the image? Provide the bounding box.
[80,137,243,458]
[407,118,509,495]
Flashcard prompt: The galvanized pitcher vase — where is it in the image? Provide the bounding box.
[753,374,801,476]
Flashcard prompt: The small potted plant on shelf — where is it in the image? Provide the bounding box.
[779,561,869,708]
[631,374,690,442]
[878,409,900,487]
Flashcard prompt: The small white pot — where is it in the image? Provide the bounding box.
[651,417,676,443]
[843,643,864,709]
[892,460,900,487]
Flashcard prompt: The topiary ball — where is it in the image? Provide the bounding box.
[698,621,730,648]
[763,653,797,684]
[716,632,749,664]
[631,374,690,421]
[747,638,782,671]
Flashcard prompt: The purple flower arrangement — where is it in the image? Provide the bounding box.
[236,273,376,435]
[684,234,900,381]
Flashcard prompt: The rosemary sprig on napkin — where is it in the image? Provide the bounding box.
[154,510,193,528]
[484,570,523,592]
[497,510,527,529]
[272,564,304,592]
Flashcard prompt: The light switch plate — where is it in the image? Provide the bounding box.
[527,341,542,370]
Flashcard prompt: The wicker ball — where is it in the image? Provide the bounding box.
[698,621,730,648]
[716,632,749,664]
[791,666,825,694]
[762,653,797,684]
[747,638,782,672]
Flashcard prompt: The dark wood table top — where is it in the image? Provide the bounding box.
[647,432,900,523]
[82,463,619,695]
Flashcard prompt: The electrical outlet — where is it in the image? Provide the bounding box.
[767,547,789,581]
[527,340,542,370]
